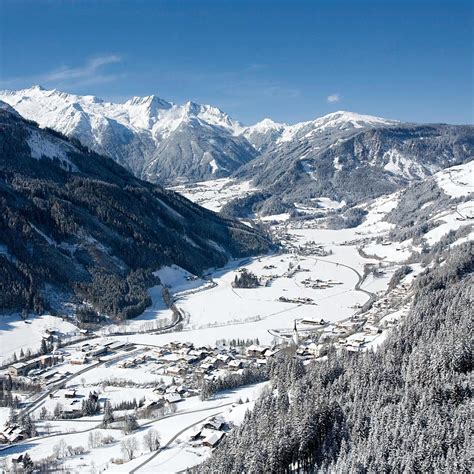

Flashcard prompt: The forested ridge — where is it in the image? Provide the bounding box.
[202,242,473,473]
[0,106,270,318]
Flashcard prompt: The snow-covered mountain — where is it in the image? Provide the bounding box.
[0,86,406,184]
[0,86,254,184]
[1,86,472,197]
[241,111,398,152]
[229,122,474,217]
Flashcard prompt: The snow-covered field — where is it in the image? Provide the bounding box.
[171,178,255,212]
[0,314,78,364]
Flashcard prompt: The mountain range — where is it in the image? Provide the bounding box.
[1,86,473,217]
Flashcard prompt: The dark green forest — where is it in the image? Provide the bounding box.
[0,107,270,319]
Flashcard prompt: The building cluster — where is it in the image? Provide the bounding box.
[146,340,276,399]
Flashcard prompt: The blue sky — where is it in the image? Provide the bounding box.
[0,0,472,125]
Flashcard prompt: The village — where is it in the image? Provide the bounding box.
[0,263,413,449]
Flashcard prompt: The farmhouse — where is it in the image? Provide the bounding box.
[164,393,182,404]
[166,365,187,377]
[246,345,270,358]
[203,431,225,448]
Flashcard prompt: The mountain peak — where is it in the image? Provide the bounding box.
[125,94,172,110]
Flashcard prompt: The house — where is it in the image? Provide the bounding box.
[228,359,244,370]
[190,427,215,442]
[164,393,182,404]
[203,431,225,448]
[107,341,128,352]
[246,345,269,358]
[64,389,77,399]
[216,354,232,366]
[8,359,40,377]
[61,403,83,419]
[203,416,226,431]
[2,425,28,443]
[142,399,164,410]
[70,354,88,365]
[200,363,214,373]
[153,383,168,394]
[166,366,187,377]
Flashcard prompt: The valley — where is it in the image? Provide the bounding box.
[1,157,471,472]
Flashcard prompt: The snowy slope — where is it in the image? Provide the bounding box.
[0,86,254,183]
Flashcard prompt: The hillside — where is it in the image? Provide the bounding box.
[0,104,270,319]
[227,123,474,217]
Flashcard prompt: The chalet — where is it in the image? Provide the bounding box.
[203,431,225,448]
[166,366,187,377]
[1,425,28,443]
[203,416,226,431]
[153,383,168,394]
[228,359,244,370]
[164,393,182,404]
[189,349,208,360]
[200,363,214,372]
[142,399,164,410]
[216,354,232,366]
[61,403,83,419]
[246,345,269,358]
[64,389,77,399]
[184,355,201,365]
[190,427,215,442]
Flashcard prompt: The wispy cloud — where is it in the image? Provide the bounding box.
[0,55,124,89]
[327,93,341,103]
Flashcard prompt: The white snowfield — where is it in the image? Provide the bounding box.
[0,314,78,364]
[171,178,255,213]
[435,160,474,198]
[0,87,400,156]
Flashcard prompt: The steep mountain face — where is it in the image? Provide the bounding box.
[0,86,256,184]
[228,123,474,216]
[0,104,270,318]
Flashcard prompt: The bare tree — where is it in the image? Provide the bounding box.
[142,429,161,452]
[121,436,139,461]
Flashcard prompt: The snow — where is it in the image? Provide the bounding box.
[276,110,397,144]
[209,159,219,173]
[26,130,78,171]
[383,148,434,179]
[434,161,474,198]
[0,314,78,364]
[170,178,255,212]
[154,265,206,294]
[0,86,243,146]
[300,160,318,181]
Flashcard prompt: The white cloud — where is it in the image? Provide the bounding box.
[0,55,124,89]
[44,55,122,83]
[327,93,341,103]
